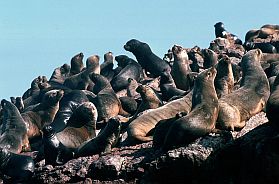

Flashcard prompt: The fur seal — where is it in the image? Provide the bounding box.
[86,55,101,74]
[111,55,143,92]
[49,63,71,85]
[127,78,140,98]
[214,22,243,45]
[0,147,35,182]
[21,90,64,140]
[75,117,121,157]
[266,73,279,125]
[55,102,98,148]
[100,52,115,81]
[162,67,219,150]
[217,49,270,131]
[0,100,29,153]
[171,45,193,91]
[214,55,234,98]
[70,52,84,76]
[202,48,219,69]
[124,39,171,77]
[119,96,138,116]
[126,89,193,143]
[159,69,187,101]
[188,46,204,72]
[50,90,89,132]
[244,42,277,53]
[42,126,74,166]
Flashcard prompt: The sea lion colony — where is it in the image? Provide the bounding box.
[0,22,279,182]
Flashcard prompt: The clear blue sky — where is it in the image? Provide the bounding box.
[0,0,278,99]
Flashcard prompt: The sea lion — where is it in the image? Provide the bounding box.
[217,49,270,131]
[90,73,122,123]
[159,69,187,101]
[21,90,64,140]
[0,147,35,182]
[49,63,71,85]
[214,55,234,98]
[188,46,204,72]
[119,96,138,116]
[126,89,193,143]
[124,39,171,77]
[10,97,24,113]
[0,100,29,153]
[111,55,143,92]
[70,52,84,76]
[214,22,243,45]
[266,73,279,125]
[100,52,115,81]
[42,126,74,166]
[126,78,140,98]
[244,42,277,53]
[55,102,98,148]
[75,117,121,158]
[202,48,219,69]
[152,112,187,149]
[86,55,101,74]
[50,90,89,132]
[171,45,193,91]
[162,67,219,151]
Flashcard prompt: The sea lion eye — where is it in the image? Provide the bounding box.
[207,72,211,76]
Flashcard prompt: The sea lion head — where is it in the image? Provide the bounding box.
[124,39,142,52]
[71,52,84,74]
[42,125,55,138]
[214,22,224,29]
[86,55,100,70]
[42,90,64,106]
[197,66,217,82]
[61,64,71,75]
[115,55,132,68]
[104,52,114,62]
[172,45,189,61]
[160,68,173,84]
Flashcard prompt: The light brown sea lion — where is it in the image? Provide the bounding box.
[215,55,234,98]
[217,49,270,131]
[0,100,29,153]
[21,90,64,140]
[162,67,219,151]
[70,52,84,76]
[86,55,100,74]
[55,102,98,148]
[171,45,193,91]
[126,89,193,143]
[75,117,121,157]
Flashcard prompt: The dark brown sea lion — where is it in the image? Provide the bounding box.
[126,89,193,143]
[214,55,234,98]
[266,73,279,125]
[0,147,35,182]
[202,48,219,69]
[152,112,187,149]
[111,55,143,92]
[188,46,204,72]
[214,22,243,45]
[0,100,29,153]
[10,96,24,113]
[119,96,138,115]
[100,52,115,81]
[70,52,84,76]
[50,90,89,132]
[49,63,71,85]
[75,117,121,158]
[171,45,193,91]
[126,78,140,98]
[21,90,64,140]
[159,69,187,101]
[124,39,171,77]
[56,102,98,148]
[217,49,270,131]
[162,67,219,151]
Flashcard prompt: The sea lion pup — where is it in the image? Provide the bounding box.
[49,63,71,85]
[126,89,193,144]
[153,112,187,149]
[171,45,193,91]
[214,22,243,45]
[100,52,115,81]
[50,90,89,132]
[69,52,84,76]
[64,55,100,90]
[127,78,140,98]
[266,74,279,125]
[214,55,234,98]
[55,102,98,148]
[161,67,219,151]
[0,147,35,182]
[159,69,187,101]
[21,90,64,140]
[202,48,219,69]
[111,55,143,92]
[124,39,171,77]
[42,126,73,166]
[89,73,122,123]
[75,117,121,158]
[0,100,29,153]
[217,49,270,131]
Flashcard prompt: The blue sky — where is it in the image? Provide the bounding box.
[0,0,278,99]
